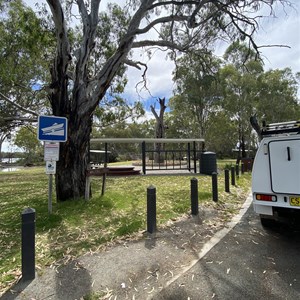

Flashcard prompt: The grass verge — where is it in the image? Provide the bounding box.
[0,166,251,295]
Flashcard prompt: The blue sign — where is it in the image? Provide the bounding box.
[38,115,68,142]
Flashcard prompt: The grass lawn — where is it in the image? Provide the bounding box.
[0,165,251,295]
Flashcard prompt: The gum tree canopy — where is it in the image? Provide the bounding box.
[45,0,288,201]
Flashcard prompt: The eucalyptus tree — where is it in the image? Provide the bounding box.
[0,0,53,160]
[220,41,264,158]
[167,95,199,139]
[14,126,43,163]
[18,0,291,200]
[173,51,221,139]
[256,68,300,123]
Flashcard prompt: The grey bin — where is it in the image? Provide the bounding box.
[200,152,217,175]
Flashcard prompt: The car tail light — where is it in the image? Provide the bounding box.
[256,194,277,202]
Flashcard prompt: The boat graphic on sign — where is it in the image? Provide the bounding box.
[41,123,65,136]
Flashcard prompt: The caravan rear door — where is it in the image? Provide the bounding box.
[269,138,300,195]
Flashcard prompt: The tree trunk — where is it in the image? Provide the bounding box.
[150,98,166,164]
[154,122,164,163]
[56,113,92,200]
[0,140,2,163]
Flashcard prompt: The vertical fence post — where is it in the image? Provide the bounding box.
[21,208,35,281]
[104,142,108,167]
[212,172,218,202]
[225,169,230,193]
[193,141,197,174]
[191,178,199,215]
[187,143,191,171]
[236,164,239,178]
[231,166,235,186]
[142,141,146,175]
[147,185,156,234]
[241,162,244,174]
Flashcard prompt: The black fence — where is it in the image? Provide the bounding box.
[141,141,201,174]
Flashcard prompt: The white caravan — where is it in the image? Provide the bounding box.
[252,121,300,226]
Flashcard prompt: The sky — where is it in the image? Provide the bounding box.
[122,0,300,107]
[24,0,300,103]
[2,0,300,152]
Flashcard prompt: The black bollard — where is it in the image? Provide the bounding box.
[191,177,199,215]
[147,185,156,234]
[212,172,218,202]
[231,166,235,186]
[241,162,244,174]
[21,208,36,281]
[248,161,252,172]
[236,164,239,178]
[225,169,230,193]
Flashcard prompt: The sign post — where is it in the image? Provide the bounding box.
[38,115,68,214]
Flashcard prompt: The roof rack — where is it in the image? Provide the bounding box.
[261,120,300,136]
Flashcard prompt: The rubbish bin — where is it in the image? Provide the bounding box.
[200,152,217,175]
[241,158,253,172]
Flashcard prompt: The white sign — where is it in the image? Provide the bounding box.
[44,142,60,161]
[46,161,56,175]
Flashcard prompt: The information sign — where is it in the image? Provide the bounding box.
[38,115,68,142]
[44,142,60,161]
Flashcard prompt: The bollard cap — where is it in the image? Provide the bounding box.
[147,185,156,190]
[22,207,36,215]
[21,207,36,223]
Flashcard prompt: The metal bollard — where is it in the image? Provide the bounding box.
[236,164,239,178]
[21,208,36,281]
[212,172,218,202]
[225,169,230,193]
[147,185,156,234]
[191,177,199,215]
[248,161,252,172]
[231,166,235,186]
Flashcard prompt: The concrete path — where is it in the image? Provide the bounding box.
[1,195,254,300]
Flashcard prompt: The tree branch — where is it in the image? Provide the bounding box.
[132,40,186,51]
[258,44,291,49]
[124,59,144,70]
[76,0,88,21]
[150,104,159,120]
[148,1,199,11]
[3,116,38,123]
[0,92,38,117]
[134,15,189,35]
[187,0,211,28]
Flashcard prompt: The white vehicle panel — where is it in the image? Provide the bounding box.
[269,139,300,194]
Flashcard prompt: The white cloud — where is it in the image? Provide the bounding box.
[124,49,175,103]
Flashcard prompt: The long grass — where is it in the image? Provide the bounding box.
[0,166,251,295]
